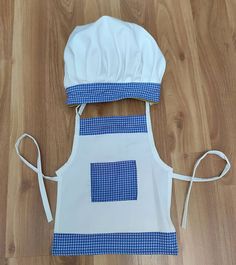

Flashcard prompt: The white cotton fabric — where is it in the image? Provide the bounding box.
[64,16,166,88]
[54,107,175,234]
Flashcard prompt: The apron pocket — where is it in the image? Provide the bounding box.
[90,160,138,202]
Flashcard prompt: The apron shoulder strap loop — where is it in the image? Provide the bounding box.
[173,150,231,229]
[15,133,56,222]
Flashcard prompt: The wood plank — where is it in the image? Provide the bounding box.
[7,0,52,257]
[5,256,93,265]
[190,0,236,181]
[0,0,14,258]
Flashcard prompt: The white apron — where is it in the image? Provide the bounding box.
[15,103,231,256]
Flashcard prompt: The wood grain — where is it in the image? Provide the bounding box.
[0,0,235,264]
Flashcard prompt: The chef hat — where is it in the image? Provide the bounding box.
[64,16,166,105]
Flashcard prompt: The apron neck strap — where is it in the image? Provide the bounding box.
[145,101,150,116]
[15,133,57,222]
[76,104,86,116]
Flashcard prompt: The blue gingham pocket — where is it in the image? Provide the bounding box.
[90,160,138,202]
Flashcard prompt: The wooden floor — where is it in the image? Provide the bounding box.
[1,0,236,264]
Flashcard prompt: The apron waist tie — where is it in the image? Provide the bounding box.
[173,150,231,229]
[15,133,58,222]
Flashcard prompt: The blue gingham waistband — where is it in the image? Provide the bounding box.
[66,82,161,104]
[52,232,178,256]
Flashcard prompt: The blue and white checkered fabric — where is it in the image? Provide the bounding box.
[91,160,137,202]
[66,82,161,104]
[80,115,147,135]
[52,232,178,255]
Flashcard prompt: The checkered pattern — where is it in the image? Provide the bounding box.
[91,160,137,202]
[51,232,178,255]
[66,82,161,104]
[80,115,147,135]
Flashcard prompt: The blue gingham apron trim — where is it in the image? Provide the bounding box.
[91,160,138,202]
[80,115,147,135]
[66,82,161,104]
[51,232,178,255]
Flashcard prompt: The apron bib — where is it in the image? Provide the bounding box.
[15,103,231,256]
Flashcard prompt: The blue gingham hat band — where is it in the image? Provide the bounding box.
[66,82,161,104]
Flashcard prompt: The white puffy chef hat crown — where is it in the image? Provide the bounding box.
[64,16,166,105]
